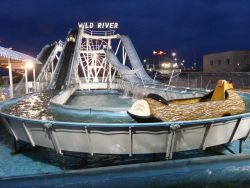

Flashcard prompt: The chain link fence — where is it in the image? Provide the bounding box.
[1,72,250,101]
[157,72,250,90]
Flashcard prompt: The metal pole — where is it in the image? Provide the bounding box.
[201,74,203,90]
[239,139,243,153]
[8,58,14,98]
[33,65,36,92]
[51,61,54,74]
[153,72,157,83]
[108,39,112,83]
[25,64,28,94]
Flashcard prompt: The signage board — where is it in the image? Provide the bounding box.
[82,22,119,29]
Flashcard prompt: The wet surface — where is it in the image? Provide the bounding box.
[2,91,250,123]
[66,93,133,109]
[2,91,134,123]
[4,91,58,121]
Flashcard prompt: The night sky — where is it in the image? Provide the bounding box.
[1,0,250,68]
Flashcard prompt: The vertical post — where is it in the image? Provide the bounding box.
[25,64,28,94]
[33,66,36,92]
[8,58,14,98]
[200,74,203,90]
[153,72,157,83]
[51,61,54,74]
[239,139,243,153]
[108,39,112,83]
[86,38,90,82]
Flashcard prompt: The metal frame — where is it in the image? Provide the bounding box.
[65,23,134,88]
[36,41,64,83]
[2,94,250,158]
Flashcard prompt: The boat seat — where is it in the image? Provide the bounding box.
[211,80,233,101]
[147,93,169,105]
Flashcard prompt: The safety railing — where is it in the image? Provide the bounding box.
[83,29,116,37]
[156,72,250,90]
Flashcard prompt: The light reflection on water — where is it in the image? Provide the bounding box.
[3,92,250,123]
[4,91,58,121]
[4,91,135,123]
[66,93,133,109]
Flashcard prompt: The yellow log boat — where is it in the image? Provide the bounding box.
[127,80,245,122]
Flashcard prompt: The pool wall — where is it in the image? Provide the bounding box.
[50,88,76,105]
[1,93,250,157]
[49,88,134,122]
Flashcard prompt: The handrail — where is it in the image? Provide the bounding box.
[83,29,115,36]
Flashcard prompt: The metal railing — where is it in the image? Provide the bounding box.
[156,72,250,90]
[83,29,116,36]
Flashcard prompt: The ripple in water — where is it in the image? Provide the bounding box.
[4,91,58,121]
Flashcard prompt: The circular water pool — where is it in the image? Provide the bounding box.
[1,90,250,157]
[3,90,250,123]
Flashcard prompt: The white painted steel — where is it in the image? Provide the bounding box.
[36,42,63,83]
[0,46,41,64]
[8,59,14,98]
[1,102,250,157]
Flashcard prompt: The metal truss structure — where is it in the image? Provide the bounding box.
[65,23,131,88]
[36,41,64,83]
[36,22,149,90]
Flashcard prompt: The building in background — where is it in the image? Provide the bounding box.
[203,51,250,72]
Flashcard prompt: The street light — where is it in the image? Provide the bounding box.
[25,60,36,94]
[172,52,176,57]
[26,61,34,69]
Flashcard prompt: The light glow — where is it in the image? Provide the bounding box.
[26,61,34,69]
[161,62,171,68]
[173,63,178,68]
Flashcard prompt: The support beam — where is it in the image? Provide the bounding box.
[22,122,35,147]
[33,66,36,92]
[229,118,242,143]
[51,61,54,74]
[85,126,93,156]
[165,131,174,159]
[25,64,28,94]
[201,123,213,150]
[239,139,244,153]
[129,127,133,157]
[8,58,14,98]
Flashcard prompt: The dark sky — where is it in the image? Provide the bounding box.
[1,0,250,67]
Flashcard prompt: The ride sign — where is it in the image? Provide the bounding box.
[81,22,119,29]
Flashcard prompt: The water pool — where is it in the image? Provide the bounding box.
[1,92,250,178]
[66,93,133,109]
[4,91,250,123]
[4,91,135,123]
